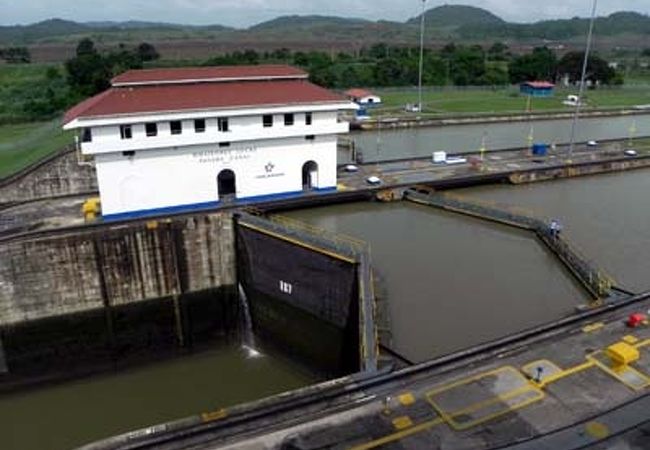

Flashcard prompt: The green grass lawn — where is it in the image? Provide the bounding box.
[0,119,73,179]
[373,86,650,116]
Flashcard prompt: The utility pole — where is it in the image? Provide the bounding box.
[568,0,598,157]
[418,0,427,112]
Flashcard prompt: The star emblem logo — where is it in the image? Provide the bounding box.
[265,162,275,173]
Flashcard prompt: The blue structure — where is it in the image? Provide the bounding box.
[520,81,555,98]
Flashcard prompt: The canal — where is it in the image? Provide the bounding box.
[0,345,316,450]
[287,202,586,363]
[345,113,650,163]
[4,119,650,449]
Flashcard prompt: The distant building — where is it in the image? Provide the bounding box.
[520,81,555,98]
[345,89,382,106]
[64,65,357,220]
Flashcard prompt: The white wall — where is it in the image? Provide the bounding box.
[359,95,382,105]
[95,135,338,217]
[81,111,346,155]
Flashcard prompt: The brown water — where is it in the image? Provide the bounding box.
[459,169,650,293]
[287,202,586,363]
[0,345,315,450]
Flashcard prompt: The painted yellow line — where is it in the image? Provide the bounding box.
[443,384,540,418]
[348,417,444,450]
[201,408,227,422]
[239,222,356,263]
[447,390,545,431]
[426,366,521,397]
[537,361,596,388]
[582,322,605,333]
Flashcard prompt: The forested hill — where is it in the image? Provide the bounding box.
[407,5,504,28]
[1,6,649,45]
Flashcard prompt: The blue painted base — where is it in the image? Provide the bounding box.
[102,187,338,222]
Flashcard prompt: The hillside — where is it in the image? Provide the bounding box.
[250,15,371,31]
[1,6,649,60]
[407,4,504,28]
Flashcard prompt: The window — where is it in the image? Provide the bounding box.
[120,124,132,140]
[305,135,315,141]
[145,123,157,137]
[194,119,206,133]
[305,112,312,126]
[219,142,231,148]
[263,114,273,128]
[170,121,182,135]
[284,113,294,126]
[81,128,92,143]
[218,117,229,132]
[122,150,135,157]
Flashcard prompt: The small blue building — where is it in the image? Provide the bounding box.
[520,81,555,98]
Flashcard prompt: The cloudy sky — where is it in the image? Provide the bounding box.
[1,0,648,27]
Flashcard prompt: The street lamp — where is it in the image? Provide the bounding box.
[568,0,598,156]
[418,0,427,112]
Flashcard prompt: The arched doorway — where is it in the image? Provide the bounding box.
[302,161,318,190]
[217,169,236,200]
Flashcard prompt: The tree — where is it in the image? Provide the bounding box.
[76,38,96,57]
[557,52,616,85]
[642,48,650,57]
[66,39,111,96]
[0,47,31,63]
[509,47,557,83]
[487,42,509,61]
[136,42,160,62]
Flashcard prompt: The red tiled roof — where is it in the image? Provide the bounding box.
[523,81,555,89]
[345,88,375,98]
[111,65,307,86]
[64,79,347,125]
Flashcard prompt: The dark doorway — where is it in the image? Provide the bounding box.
[217,169,236,200]
[302,161,318,190]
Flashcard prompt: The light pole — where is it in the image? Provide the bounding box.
[568,0,598,157]
[418,0,427,112]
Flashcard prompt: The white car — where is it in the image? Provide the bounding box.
[587,140,598,147]
[624,149,637,157]
[365,176,382,185]
[343,164,359,173]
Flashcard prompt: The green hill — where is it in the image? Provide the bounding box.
[250,15,370,31]
[407,5,505,28]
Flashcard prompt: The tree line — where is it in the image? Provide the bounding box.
[5,39,622,123]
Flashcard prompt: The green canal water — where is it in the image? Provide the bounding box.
[0,345,315,450]
[459,168,650,293]
[287,201,587,364]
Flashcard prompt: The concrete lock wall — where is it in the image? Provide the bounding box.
[0,212,235,326]
[0,147,98,206]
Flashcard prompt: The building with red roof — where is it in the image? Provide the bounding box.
[64,65,356,220]
[344,88,382,107]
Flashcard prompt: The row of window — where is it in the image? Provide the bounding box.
[120,118,224,140]
[118,113,312,141]
[82,113,315,143]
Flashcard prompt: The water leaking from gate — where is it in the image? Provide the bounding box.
[238,284,261,358]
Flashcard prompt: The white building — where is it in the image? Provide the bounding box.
[64,65,357,220]
[344,89,382,106]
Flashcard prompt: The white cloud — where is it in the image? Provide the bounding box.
[0,0,648,27]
